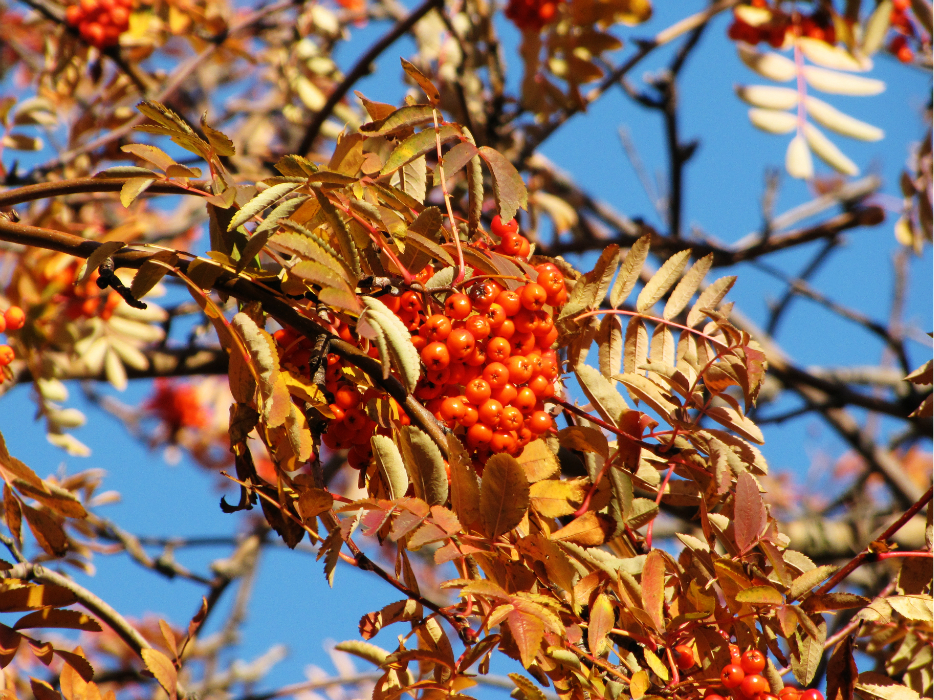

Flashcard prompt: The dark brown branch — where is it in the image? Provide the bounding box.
[800,485,933,600]
[0,218,449,458]
[295,0,444,156]
[0,177,206,209]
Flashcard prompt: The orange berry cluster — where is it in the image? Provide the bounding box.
[700,645,824,700]
[0,306,25,370]
[144,379,210,436]
[505,0,563,32]
[728,2,836,48]
[889,0,920,63]
[65,0,132,49]
[276,218,568,473]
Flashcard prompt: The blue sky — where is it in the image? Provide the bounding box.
[0,0,931,695]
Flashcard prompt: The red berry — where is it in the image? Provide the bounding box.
[672,644,695,671]
[491,215,519,238]
[740,650,766,675]
[800,691,823,700]
[721,665,745,689]
[421,314,452,341]
[440,396,467,422]
[421,342,451,371]
[445,293,472,320]
[739,674,769,698]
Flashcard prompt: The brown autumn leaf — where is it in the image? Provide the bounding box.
[826,634,858,700]
[549,512,615,546]
[447,434,482,529]
[734,472,767,553]
[19,503,67,557]
[558,426,609,462]
[0,624,21,667]
[480,454,530,539]
[30,677,61,700]
[55,649,94,682]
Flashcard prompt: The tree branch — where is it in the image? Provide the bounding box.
[295,0,444,156]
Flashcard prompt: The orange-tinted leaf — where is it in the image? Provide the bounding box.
[641,549,666,632]
[480,454,530,539]
[142,647,177,698]
[4,486,21,548]
[549,512,614,546]
[529,479,586,519]
[159,619,178,661]
[447,435,482,530]
[0,624,21,667]
[21,503,68,557]
[587,593,614,655]
[30,677,61,700]
[557,426,609,462]
[400,59,440,104]
[56,649,94,682]
[506,609,544,668]
[516,439,559,482]
[14,609,101,632]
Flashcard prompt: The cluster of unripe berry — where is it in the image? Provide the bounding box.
[727,1,836,48]
[65,0,132,49]
[505,0,563,32]
[0,306,26,369]
[889,0,919,63]
[276,217,567,472]
[666,643,825,700]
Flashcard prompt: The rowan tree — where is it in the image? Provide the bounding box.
[0,0,930,700]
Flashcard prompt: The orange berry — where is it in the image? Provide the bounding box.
[740,675,769,698]
[421,314,452,341]
[464,315,491,340]
[478,399,504,427]
[486,337,511,363]
[464,377,492,405]
[516,237,531,258]
[459,405,479,427]
[741,650,766,675]
[490,430,517,453]
[512,387,537,413]
[493,318,516,340]
[469,279,503,310]
[500,406,524,431]
[491,382,517,406]
[440,396,467,422]
[527,410,552,434]
[65,4,84,23]
[445,293,472,320]
[0,345,15,366]
[466,422,493,447]
[421,342,451,371]
[507,355,533,384]
[721,665,745,689]
[729,645,742,664]
[483,362,510,389]
[496,290,521,316]
[520,283,547,311]
[672,644,695,671]
[446,328,475,360]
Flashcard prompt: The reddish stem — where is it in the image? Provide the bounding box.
[874,551,933,560]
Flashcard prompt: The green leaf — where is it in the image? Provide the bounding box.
[575,364,628,427]
[400,427,448,507]
[735,585,784,605]
[380,126,461,176]
[788,564,838,601]
[360,104,436,136]
[228,183,302,231]
[478,146,528,222]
